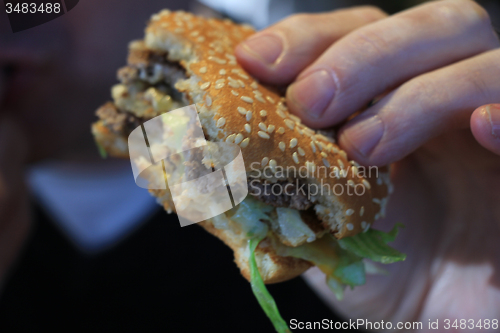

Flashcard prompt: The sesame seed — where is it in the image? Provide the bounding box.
[284,119,295,130]
[339,150,347,159]
[258,122,267,131]
[240,138,250,148]
[267,125,275,133]
[225,134,235,143]
[360,206,365,217]
[251,82,258,89]
[289,138,298,148]
[303,127,315,136]
[237,72,249,79]
[292,152,299,164]
[279,142,285,151]
[375,213,381,220]
[298,147,305,156]
[174,28,184,33]
[255,95,266,103]
[241,96,254,104]
[237,107,247,115]
[297,128,303,135]
[208,56,227,64]
[346,223,354,231]
[206,96,212,107]
[277,127,285,134]
[215,82,225,89]
[289,114,301,124]
[260,110,267,117]
[225,53,236,61]
[372,198,381,204]
[276,109,286,118]
[346,209,354,216]
[332,146,339,154]
[323,158,330,168]
[269,159,277,168]
[361,221,367,229]
[200,82,210,90]
[199,66,207,74]
[338,159,344,169]
[377,177,383,185]
[216,117,226,128]
[237,79,245,87]
[261,157,269,167]
[219,69,226,75]
[347,180,355,187]
[320,152,328,158]
[215,79,225,84]
[363,222,370,233]
[318,142,326,151]
[244,124,251,133]
[231,90,239,96]
[228,60,236,65]
[350,160,360,167]
[258,131,270,139]
[234,133,244,144]
[246,111,252,121]
[228,81,239,88]
[310,141,317,153]
[266,96,276,103]
[362,179,371,190]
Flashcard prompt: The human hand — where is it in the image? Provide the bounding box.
[236,0,500,330]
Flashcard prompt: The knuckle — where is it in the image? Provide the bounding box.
[349,28,390,62]
[403,77,436,112]
[435,0,492,29]
[467,69,492,101]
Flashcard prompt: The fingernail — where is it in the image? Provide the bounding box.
[341,114,384,156]
[486,104,500,138]
[239,33,283,65]
[287,70,336,118]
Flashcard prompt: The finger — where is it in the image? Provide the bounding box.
[471,104,500,156]
[286,0,500,128]
[235,6,386,85]
[338,48,500,166]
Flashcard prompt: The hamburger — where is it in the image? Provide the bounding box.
[92,10,405,332]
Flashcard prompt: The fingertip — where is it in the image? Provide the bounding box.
[235,33,285,84]
[470,104,500,156]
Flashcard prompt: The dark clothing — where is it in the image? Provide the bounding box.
[0,204,360,333]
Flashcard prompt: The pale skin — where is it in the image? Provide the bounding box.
[235,1,500,331]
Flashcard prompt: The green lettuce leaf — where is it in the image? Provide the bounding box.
[338,224,406,264]
[248,236,291,333]
[95,140,108,159]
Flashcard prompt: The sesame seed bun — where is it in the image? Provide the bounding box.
[92,10,393,283]
[144,10,391,237]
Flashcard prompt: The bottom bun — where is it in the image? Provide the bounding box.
[199,219,312,284]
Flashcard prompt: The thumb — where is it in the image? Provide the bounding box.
[470,104,500,156]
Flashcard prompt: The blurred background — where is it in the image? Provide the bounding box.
[0,0,498,332]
